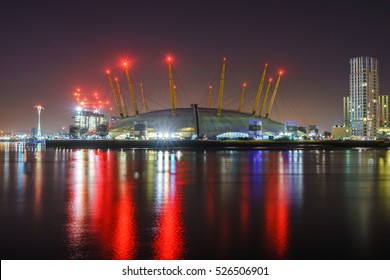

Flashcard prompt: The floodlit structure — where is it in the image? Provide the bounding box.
[109,107,284,139]
[71,55,286,139]
[34,105,44,138]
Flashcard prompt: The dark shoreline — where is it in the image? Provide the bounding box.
[45,139,390,150]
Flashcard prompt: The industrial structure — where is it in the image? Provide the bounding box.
[70,56,287,139]
[34,105,44,138]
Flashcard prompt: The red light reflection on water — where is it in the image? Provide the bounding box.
[264,153,289,258]
[67,150,137,259]
[153,153,185,259]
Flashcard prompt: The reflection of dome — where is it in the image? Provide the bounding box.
[109,107,284,139]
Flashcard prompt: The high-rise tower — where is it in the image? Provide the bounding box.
[343,96,350,127]
[378,95,389,127]
[349,56,379,137]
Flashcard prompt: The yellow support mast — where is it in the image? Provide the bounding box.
[115,77,129,117]
[238,82,247,112]
[252,63,268,116]
[140,83,148,113]
[207,85,213,108]
[123,62,139,115]
[265,71,283,118]
[106,70,124,118]
[167,56,176,115]
[217,57,227,116]
[173,85,177,109]
[259,78,273,117]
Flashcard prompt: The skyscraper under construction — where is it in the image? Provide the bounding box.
[349,56,379,137]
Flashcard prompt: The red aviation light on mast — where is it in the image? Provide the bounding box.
[243,82,247,87]
[279,70,284,76]
[166,55,173,63]
[209,85,212,89]
[269,78,273,82]
[106,69,111,75]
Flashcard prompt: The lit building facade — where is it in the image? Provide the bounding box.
[349,56,379,137]
[343,96,350,127]
[71,109,108,136]
[378,95,389,127]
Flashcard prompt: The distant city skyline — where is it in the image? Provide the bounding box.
[1,1,390,132]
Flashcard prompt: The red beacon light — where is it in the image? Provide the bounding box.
[106,69,110,74]
[243,82,247,87]
[279,70,284,75]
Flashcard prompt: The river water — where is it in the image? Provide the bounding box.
[1,142,390,259]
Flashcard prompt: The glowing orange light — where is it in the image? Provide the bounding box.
[279,70,284,75]
[106,69,110,74]
[115,77,118,81]
[167,56,172,63]
[243,82,247,87]
[269,78,273,82]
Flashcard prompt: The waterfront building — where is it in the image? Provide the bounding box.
[343,96,350,127]
[308,125,319,138]
[349,56,379,137]
[70,108,108,136]
[378,95,389,127]
[284,121,298,137]
[110,108,284,139]
[332,125,351,139]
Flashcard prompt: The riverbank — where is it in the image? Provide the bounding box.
[45,139,390,149]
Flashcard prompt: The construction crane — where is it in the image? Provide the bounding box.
[238,82,247,113]
[140,83,148,113]
[123,62,139,115]
[106,70,124,118]
[207,85,213,108]
[259,78,273,117]
[115,77,129,117]
[265,71,283,118]
[217,58,227,116]
[252,63,268,116]
[167,56,176,115]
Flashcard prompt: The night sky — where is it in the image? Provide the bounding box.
[1,0,389,133]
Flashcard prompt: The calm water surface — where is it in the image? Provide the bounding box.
[1,142,390,259]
